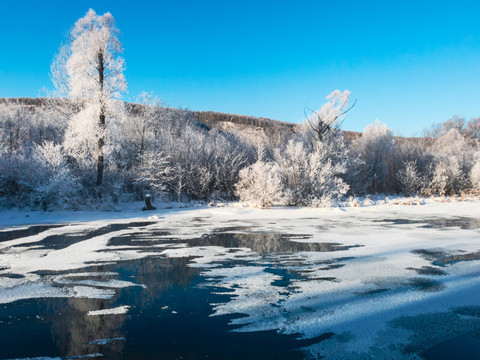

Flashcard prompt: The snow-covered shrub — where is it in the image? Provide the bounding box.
[469,155,480,191]
[236,90,353,208]
[273,137,350,207]
[397,160,425,196]
[0,153,33,208]
[433,129,474,170]
[31,141,79,209]
[424,129,475,195]
[235,160,285,208]
[160,124,252,201]
[428,157,463,196]
[134,150,172,199]
[352,121,399,194]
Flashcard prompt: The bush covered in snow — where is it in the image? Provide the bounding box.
[397,160,425,196]
[470,155,480,191]
[236,92,352,208]
[351,120,400,194]
[235,160,285,208]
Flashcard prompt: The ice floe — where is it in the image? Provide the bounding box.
[87,305,130,316]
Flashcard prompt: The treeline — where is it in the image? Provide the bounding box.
[3,9,479,211]
[0,92,479,210]
[236,91,480,208]
[0,97,256,209]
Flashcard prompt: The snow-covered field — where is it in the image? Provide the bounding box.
[1,199,480,359]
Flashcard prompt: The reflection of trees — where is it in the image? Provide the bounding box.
[33,228,358,358]
[46,256,199,358]
[47,264,125,358]
[49,297,126,357]
[188,232,354,254]
[379,217,480,230]
[428,217,480,230]
[114,256,200,308]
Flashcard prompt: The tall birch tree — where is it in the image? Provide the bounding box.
[51,9,126,187]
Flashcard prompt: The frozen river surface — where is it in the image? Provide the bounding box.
[1,201,480,359]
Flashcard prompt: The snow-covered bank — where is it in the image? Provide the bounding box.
[0,195,478,229]
[1,199,480,359]
[0,201,201,228]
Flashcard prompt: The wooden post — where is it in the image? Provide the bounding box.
[143,194,156,211]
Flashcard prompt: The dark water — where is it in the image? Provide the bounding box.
[1,217,480,360]
[374,216,480,230]
[0,224,63,243]
[0,257,311,360]
[422,332,480,360]
[0,226,350,360]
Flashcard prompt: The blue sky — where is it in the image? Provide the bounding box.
[1,0,480,136]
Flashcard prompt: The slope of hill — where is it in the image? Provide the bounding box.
[0,97,373,144]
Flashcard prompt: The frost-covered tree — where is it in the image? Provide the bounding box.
[274,139,350,206]
[123,92,165,156]
[432,129,473,172]
[0,101,67,208]
[471,155,480,191]
[429,157,463,195]
[426,129,474,195]
[51,9,127,187]
[352,121,399,194]
[304,90,353,142]
[235,160,285,208]
[31,141,79,210]
[153,116,253,202]
[134,150,172,199]
[273,90,353,206]
[426,115,480,145]
[465,118,480,142]
[397,160,425,196]
[235,91,352,207]
[425,115,465,139]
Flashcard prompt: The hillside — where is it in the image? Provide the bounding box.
[1,97,433,147]
[1,97,365,144]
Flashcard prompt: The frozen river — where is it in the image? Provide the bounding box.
[1,201,480,359]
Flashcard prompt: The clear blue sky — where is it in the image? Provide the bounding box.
[1,0,480,136]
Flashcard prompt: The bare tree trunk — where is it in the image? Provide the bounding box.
[96,108,105,186]
[96,51,105,187]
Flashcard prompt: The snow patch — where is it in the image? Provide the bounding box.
[87,305,130,316]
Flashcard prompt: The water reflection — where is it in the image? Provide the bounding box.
[49,298,126,358]
[6,215,477,360]
[412,248,480,267]
[189,232,359,254]
[374,217,480,230]
[36,222,156,250]
[0,224,63,243]
[0,236,318,360]
[106,229,360,255]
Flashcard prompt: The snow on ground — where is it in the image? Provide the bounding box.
[1,198,480,359]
